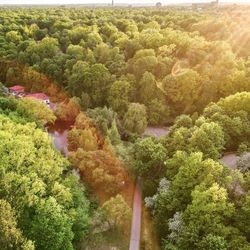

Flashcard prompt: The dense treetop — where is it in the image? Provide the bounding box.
[1,6,250,250]
[1,7,250,128]
[0,97,90,250]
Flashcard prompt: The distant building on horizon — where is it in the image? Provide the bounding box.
[192,0,219,10]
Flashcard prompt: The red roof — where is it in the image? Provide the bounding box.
[25,93,49,101]
[9,85,25,92]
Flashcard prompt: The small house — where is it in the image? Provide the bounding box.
[9,85,25,95]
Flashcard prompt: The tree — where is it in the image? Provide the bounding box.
[101,194,132,234]
[108,79,133,116]
[236,152,250,173]
[156,2,162,7]
[237,192,250,237]
[107,121,121,146]
[68,128,99,152]
[55,97,80,122]
[134,137,167,178]
[6,31,22,44]
[162,69,201,114]
[17,98,56,125]
[68,61,112,106]
[69,149,126,195]
[63,174,90,244]
[203,92,250,150]
[152,151,230,234]
[172,115,193,130]
[197,234,228,250]
[66,44,85,60]
[178,184,234,249]
[123,103,147,134]
[166,127,191,157]
[129,49,158,79]
[87,106,118,135]
[0,112,90,249]
[133,137,167,194]
[146,98,170,126]
[137,71,158,103]
[0,199,34,250]
[189,122,225,160]
[28,198,74,250]
[169,152,228,210]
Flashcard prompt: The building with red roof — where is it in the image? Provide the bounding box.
[25,93,50,105]
[25,93,49,100]
[9,85,25,93]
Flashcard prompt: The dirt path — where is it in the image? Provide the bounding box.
[129,182,142,250]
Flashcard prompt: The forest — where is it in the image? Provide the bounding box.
[0,4,250,250]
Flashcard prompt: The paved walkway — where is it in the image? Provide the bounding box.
[129,182,142,250]
[49,129,68,156]
[219,152,238,169]
[143,127,170,138]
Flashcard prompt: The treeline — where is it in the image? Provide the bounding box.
[0,7,250,128]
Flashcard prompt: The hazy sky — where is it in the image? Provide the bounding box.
[0,0,250,4]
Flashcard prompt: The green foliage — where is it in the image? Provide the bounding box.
[197,234,228,250]
[17,98,56,125]
[133,137,167,195]
[101,194,132,234]
[1,7,250,249]
[0,7,249,124]
[87,106,118,135]
[0,111,90,249]
[107,121,121,146]
[134,137,167,178]
[123,103,147,134]
[146,98,170,126]
[0,199,35,250]
[0,96,56,126]
[189,122,225,160]
[108,79,133,116]
[237,153,250,173]
[204,92,250,151]
[149,152,233,242]
[28,197,74,250]
[68,61,112,107]
[162,69,201,114]
[179,183,234,249]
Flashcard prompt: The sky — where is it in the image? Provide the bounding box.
[0,0,250,5]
